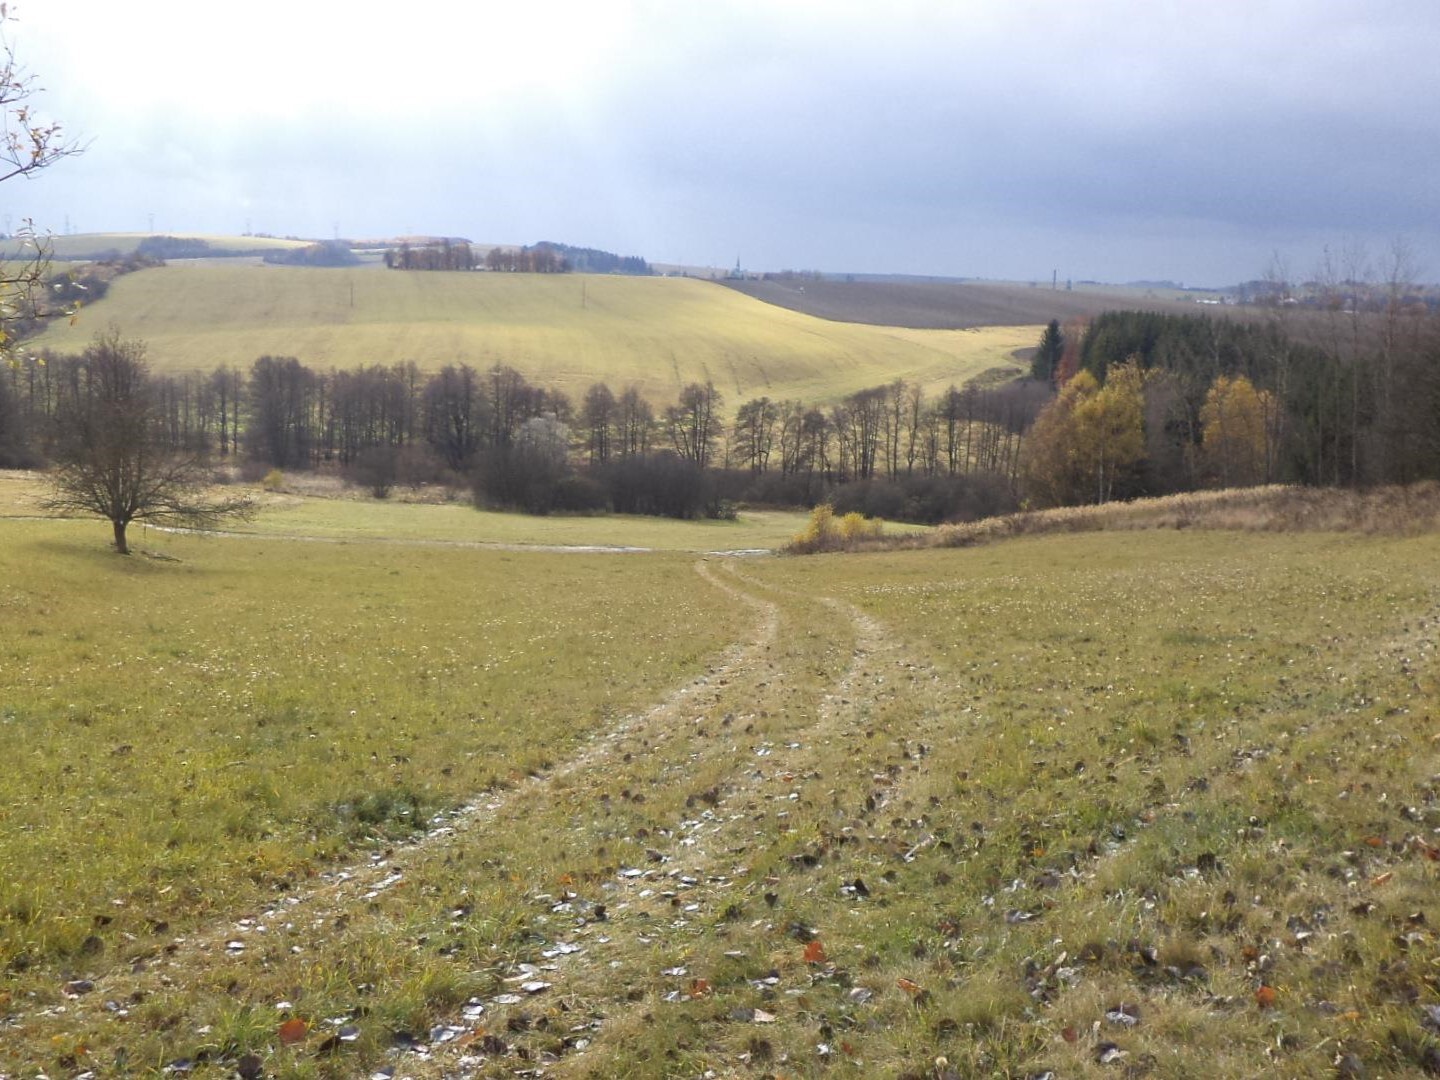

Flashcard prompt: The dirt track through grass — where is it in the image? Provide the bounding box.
[387,559,958,1077]
[7,527,1440,1078]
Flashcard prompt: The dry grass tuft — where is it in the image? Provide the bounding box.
[919,482,1440,550]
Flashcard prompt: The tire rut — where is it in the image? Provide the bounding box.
[404,564,951,1078]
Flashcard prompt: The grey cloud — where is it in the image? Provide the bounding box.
[12,1,1440,284]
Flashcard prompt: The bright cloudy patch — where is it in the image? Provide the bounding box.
[8,0,1440,284]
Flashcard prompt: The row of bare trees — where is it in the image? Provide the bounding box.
[3,343,1043,524]
[5,350,1042,482]
[717,380,1048,485]
[382,240,476,271]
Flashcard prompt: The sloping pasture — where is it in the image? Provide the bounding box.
[25,264,1034,405]
[3,518,1437,1077]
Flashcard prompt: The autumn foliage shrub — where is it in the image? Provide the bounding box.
[839,511,882,542]
[788,503,838,552]
[786,503,884,553]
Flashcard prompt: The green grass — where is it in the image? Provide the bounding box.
[3,517,1437,1078]
[0,470,929,551]
[233,493,820,551]
[25,263,1035,404]
[0,521,746,976]
[726,532,1440,1079]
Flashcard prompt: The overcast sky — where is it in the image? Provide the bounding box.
[8,1,1439,286]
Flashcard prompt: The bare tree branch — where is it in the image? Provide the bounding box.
[0,9,85,361]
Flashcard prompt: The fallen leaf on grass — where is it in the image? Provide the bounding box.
[1411,838,1440,861]
[1255,985,1278,1009]
[1371,871,1394,886]
[1096,1041,1126,1064]
[278,1018,309,1045]
[1105,1003,1142,1027]
[687,978,712,998]
[803,940,827,964]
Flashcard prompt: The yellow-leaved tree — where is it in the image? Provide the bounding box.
[1073,360,1147,504]
[1199,374,1277,488]
[1022,369,1097,507]
[1022,360,1147,507]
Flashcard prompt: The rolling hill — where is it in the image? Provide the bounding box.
[718,275,1221,328]
[26,262,1038,405]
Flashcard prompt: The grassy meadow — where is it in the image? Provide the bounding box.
[2,492,1438,1077]
[225,496,824,552]
[0,469,922,552]
[24,263,1035,405]
[0,518,749,1065]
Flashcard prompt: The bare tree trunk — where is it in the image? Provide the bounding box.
[113,518,129,554]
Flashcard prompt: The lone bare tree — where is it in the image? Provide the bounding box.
[42,334,252,553]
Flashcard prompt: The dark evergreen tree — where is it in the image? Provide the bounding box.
[1032,319,1063,383]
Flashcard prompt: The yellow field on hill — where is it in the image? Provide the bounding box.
[28,263,1035,405]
